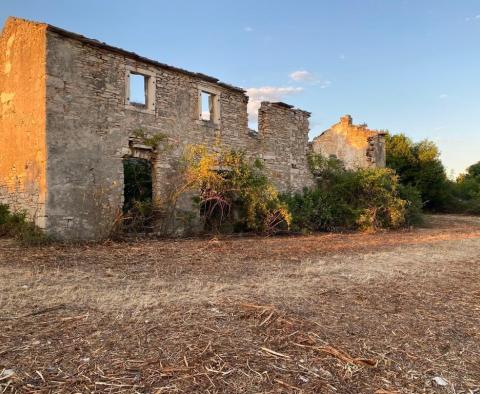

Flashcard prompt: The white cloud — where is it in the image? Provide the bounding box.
[289,70,331,88]
[339,54,346,60]
[246,86,303,124]
[289,70,316,82]
[439,93,448,99]
[243,26,254,32]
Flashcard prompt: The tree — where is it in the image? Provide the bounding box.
[455,161,480,214]
[385,133,451,211]
[465,161,480,179]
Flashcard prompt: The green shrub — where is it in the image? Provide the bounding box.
[120,200,160,234]
[451,163,480,214]
[0,203,48,245]
[385,133,453,212]
[280,187,336,232]
[181,145,291,233]
[398,184,424,226]
[307,152,345,182]
[383,133,480,214]
[123,158,153,212]
[0,203,11,231]
[347,168,407,230]
[282,153,420,232]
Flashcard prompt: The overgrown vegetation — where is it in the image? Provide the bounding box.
[452,162,480,214]
[132,129,168,150]
[385,133,480,214]
[113,130,171,237]
[0,203,48,245]
[119,132,480,236]
[4,133,475,243]
[117,144,425,236]
[385,133,451,211]
[281,153,421,233]
[180,145,291,233]
[120,158,159,234]
[115,145,292,236]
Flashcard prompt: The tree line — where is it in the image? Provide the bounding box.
[385,134,479,214]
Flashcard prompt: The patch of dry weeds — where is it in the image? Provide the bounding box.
[0,215,479,393]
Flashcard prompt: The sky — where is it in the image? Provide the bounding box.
[1,0,479,175]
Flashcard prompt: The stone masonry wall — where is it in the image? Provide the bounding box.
[366,134,386,168]
[45,29,246,239]
[311,115,386,169]
[0,18,48,227]
[43,25,312,239]
[258,102,314,191]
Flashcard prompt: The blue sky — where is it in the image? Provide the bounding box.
[1,0,479,175]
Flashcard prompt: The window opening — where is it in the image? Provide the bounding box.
[129,73,147,106]
[200,91,214,121]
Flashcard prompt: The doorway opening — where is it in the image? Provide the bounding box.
[122,157,154,232]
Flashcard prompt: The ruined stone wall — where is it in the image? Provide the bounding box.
[0,18,315,240]
[366,134,386,168]
[258,102,315,191]
[311,115,386,169]
[44,29,260,239]
[0,18,47,227]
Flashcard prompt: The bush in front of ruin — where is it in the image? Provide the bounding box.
[280,153,423,232]
[180,145,291,233]
[0,203,48,245]
[118,145,424,236]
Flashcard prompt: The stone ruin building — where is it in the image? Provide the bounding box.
[0,17,385,240]
[312,115,386,169]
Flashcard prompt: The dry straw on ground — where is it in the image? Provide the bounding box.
[0,215,479,393]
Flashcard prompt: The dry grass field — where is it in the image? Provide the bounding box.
[0,215,479,393]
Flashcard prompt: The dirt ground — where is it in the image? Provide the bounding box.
[0,215,479,393]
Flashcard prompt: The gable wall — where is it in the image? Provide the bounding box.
[312,115,386,169]
[0,18,48,227]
